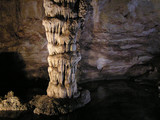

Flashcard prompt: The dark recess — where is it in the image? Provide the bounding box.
[0,52,28,97]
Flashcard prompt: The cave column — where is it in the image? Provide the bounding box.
[42,0,83,98]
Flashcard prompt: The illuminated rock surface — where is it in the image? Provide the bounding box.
[30,89,90,115]
[0,0,160,118]
[30,0,91,115]
[0,91,27,111]
[43,0,87,98]
[0,0,160,81]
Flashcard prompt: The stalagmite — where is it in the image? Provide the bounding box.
[43,0,86,98]
[30,0,90,115]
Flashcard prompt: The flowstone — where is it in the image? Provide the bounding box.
[31,0,91,115]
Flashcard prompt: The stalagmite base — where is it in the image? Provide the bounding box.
[31,0,91,115]
[30,89,90,115]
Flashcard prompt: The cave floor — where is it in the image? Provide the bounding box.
[0,79,160,120]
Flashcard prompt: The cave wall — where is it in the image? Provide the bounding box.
[0,0,48,79]
[0,0,160,81]
[79,0,160,82]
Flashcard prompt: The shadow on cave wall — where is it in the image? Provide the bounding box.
[0,52,29,97]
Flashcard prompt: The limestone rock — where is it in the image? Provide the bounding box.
[1,0,160,81]
[0,0,47,79]
[0,91,27,111]
[43,0,86,98]
[29,89,90,115]
[43,0,77,18]
[79,0,160,81]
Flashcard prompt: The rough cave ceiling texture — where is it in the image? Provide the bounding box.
[0,0,160,82]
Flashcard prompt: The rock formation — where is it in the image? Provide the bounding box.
[30,88,90,115]
[29,0,90,115]
[42,0,86,98]
[0,91,27,111]
[1,0,160,81]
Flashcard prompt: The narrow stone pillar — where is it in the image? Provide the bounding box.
[42,0,85,98]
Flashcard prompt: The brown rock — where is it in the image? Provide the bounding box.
[0,0,160,81]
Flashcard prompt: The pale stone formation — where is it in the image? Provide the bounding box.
[0,91,27,111]
[43,0,86,98]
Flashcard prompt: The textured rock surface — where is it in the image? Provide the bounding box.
[30,89,91,115]
[0,91,27,111]
[42,0,88,98]
[0,0,47,79]
[0,0,160,81]
[79,0,160,81]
